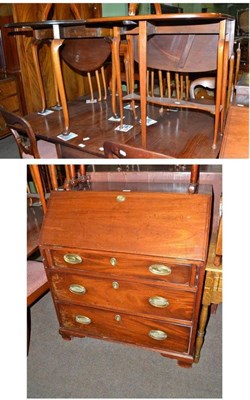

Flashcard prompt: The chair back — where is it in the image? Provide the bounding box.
[0,107,40,158]
[189,77,215,99]
[104,141,174,158]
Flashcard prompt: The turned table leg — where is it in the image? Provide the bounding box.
[31,39,47,114]
[50,38,70,134]
[139,20,147,149]
[213,20,225,149]
[194,304,209,363]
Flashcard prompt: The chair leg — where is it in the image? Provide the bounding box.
[27,307,31,356]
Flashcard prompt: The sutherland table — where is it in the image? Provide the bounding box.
[39,181,212,367]
[7,13,234,152]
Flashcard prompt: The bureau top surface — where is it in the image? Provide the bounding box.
[39,183,212,262]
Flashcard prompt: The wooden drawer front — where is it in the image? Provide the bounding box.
[50,272,195,321]
[58,303,191,353]
[0,95,20,112]
[49,248,193,286]
[0,79,17,99]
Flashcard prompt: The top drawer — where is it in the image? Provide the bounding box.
[46,248,196,287]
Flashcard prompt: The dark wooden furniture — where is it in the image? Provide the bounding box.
[104,13,235,149]
[219,103,249,158]
[0,107,58,158]
[0,75,23,138]
[39,180,212,367]
[103,140,174,158]
[23,96,222,159]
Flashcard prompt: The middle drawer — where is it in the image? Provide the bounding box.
[49,272,196,321]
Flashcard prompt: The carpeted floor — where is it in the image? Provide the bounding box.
[0,135,20,158]
[27,292,222,398]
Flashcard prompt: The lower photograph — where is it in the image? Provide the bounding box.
[27,163,222,398]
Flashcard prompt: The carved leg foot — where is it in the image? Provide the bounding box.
[60,332,72,341]
[177,360,193,368]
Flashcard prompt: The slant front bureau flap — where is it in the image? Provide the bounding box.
[39,190,212,262]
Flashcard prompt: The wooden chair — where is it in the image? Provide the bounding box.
[103,140,174,158]
[189,77,216,100]
[0,107,58,159]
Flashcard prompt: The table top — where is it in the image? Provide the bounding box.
[219,103,249,159]
[25,95,221,159]
[5,12,234,30]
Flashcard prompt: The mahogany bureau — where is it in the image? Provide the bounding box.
[39,181,212,367]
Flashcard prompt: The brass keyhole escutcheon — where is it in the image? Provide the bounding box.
[116,195,126,202]
[110,257,117,266]
[112,281,119,289]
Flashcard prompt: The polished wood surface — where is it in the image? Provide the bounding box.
[40,181,212,367]
[24,96,222,158]
[0,75,23,137]
[219,103,249,158]
[103,140,174,158]
[40,187,212,260]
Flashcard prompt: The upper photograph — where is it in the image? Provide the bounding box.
[0,2,248,159]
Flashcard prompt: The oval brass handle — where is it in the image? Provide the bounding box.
[75,315,91,324]
[110,257,117,266]
[148,264,172,276]
[64,253,82,264]
[148,330,168,341]
[148,296,169,308]
[116,195,126,202]
[69,284,86,295]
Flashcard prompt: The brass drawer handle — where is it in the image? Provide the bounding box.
[110,257,117,266]
[148,296,169,308]
[148,329,168,341]
[64,253,82,264]
[69,284,86,295]
[112,281,119,289]
[75,315,91,325]
[149,264,172,276]
[116,195,126,202]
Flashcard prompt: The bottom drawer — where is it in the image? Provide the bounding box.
[57,303,191,354]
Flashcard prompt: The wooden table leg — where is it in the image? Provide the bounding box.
[194,303,209,363]
[50,38,70,134]
[31,39,47,114]
[220,39,229,133]
[113,26,124,125]
[213,21,225,149]
[139,20,147,149]
[127,34,137,119]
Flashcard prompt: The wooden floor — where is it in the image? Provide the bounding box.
[26,94,222,159]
